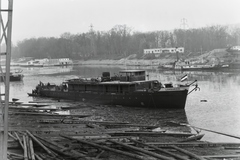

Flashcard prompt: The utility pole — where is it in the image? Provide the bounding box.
[89,24,96,57]
[180,18,188,52]
[180,18,188,30]
[0,0,13,159]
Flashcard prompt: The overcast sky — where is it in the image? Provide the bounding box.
[9,0,240,44]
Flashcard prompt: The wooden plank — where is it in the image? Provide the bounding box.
[26,130,56,157]
[60,134,148,160]
[34,153,43,160]
[23,135,28,160]
[10,112,91,118]
[107,139,175,160]
[29,138,35,160]
[28,101,57,103]
[7,152,24,159]
[202,154,240,158]
[26,135,31,159]
[9,106,58,111]
[224,147,240,150]
[16,103,50,107]
[14,132,24,149]
[170,145,206,160]
[129,138,189,160]
[34,135,100,160]
[107,131,194,137]
[144,142,240,147]
[8,132,18,141]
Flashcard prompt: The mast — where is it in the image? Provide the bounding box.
[0,0,13,159]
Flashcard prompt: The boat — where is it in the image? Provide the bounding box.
[0,69,24,82]
[19,59,44,67]
[28,70,199,109]
[159,60,229,71]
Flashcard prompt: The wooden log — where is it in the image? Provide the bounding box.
[107,139,175,160]
[14,132,24,149]
[29,138,35,160]
[35,135,99,160]
[23,135,28,160]
[60,134,148,160]
[128,138,188,160]
[143,142,240,147]
[7,152,24,159]
[96,150,105,159]
[170,145,206,160]
[9,106,58,111]
[224,147,240,150]
[25,135,32,159]
[202,154,240,158]
[26,130,56,157]
[100,123,158,129]
[11,112,91,118]
[34,154,43,160]
[8,132,18,141]
[28,101,56,103]
[107,131,194,137]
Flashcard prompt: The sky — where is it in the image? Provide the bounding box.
[5,0,240,44]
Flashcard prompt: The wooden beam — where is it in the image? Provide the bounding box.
[29,138,35,160]
[107,131,194,137]
[60,134,148,160]
[202,154,240,158]
[108,139,175,160]
[129,138,188,160]
[23,135,28,160]
[170,145,206,160]
[26,130,56,157]
[35,135,101,160]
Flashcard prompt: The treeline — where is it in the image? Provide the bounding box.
[12,24,240,59]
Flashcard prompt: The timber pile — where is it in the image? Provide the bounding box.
[7,105,240,160]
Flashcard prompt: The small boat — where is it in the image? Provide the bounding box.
[29,70,199,109]
[0,69,24,82]
[179,134,205,142]
[27,93,39,97]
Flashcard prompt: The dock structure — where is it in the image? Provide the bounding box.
[0,0,13,159]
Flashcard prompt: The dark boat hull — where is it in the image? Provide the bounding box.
[38,89,188,109]
[0,74,23,82]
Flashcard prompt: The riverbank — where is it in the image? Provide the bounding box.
[75,58,173,66]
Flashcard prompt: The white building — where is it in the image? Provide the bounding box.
[144,47,184,57]
[230,46,240,51]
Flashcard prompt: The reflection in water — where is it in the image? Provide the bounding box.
[8,65,240,143]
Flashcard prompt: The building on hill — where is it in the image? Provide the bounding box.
[228,46,240,52]
[144,47,184,57]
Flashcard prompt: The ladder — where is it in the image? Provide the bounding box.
[0,0,13,159]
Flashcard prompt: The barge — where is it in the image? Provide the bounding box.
[29,70,199,109]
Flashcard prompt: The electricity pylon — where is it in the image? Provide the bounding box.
[0,0,13,159]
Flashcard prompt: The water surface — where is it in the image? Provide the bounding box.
[4,65,240,143]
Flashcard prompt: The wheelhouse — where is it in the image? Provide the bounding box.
[66,70,158,94]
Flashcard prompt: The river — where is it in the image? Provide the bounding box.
[5,65,240,143]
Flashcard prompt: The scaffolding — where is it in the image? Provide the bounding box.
[0,0,13,159]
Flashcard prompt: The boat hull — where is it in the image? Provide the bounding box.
[0,74,23,82]
[38,89,189,109]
